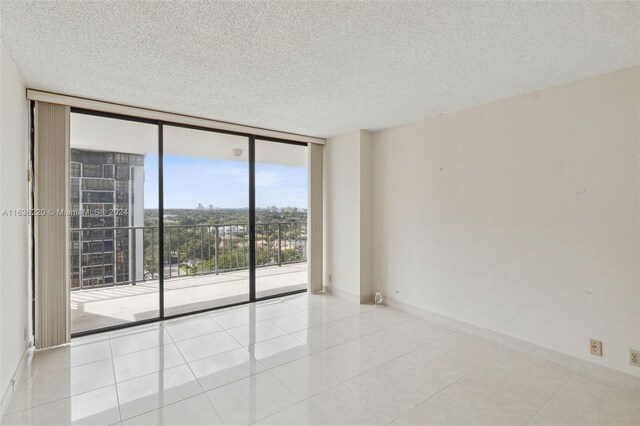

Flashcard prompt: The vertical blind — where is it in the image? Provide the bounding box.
[34,101,70,349]
[308,143,323,292]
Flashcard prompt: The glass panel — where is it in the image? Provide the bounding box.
[255,140,308,298]
[70,113,159,334]
[163,125,250,316]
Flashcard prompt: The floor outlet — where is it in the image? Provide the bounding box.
[374,292,384,305]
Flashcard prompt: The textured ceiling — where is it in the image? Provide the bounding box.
[1,1,638,138]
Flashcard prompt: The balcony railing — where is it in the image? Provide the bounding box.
[70,222,307,290]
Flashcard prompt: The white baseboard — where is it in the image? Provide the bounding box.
[359,293,374,304]
[384,296,640,392]
[322,286,374,305]
[323,285,360,304]
[0,344,35,417]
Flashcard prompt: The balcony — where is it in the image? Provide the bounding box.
[70,222,307,333]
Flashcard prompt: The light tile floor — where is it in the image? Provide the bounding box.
[2,293,640,425]
[71,263,307,333]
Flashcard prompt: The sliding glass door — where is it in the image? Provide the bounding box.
[254,140,308,298]
[69,113,309,335]
[70,112,160,334]
[162,125,250,316]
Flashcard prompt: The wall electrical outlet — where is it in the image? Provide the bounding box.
[590,339,603,356]
[630,349,640,367]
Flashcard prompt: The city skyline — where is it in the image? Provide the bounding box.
[143,154,308,209]
[192,203,307,211]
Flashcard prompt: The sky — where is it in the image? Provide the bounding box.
[144,154,308,209]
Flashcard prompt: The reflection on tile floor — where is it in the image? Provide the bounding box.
[3,293,640,425]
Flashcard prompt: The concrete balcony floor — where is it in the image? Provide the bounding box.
[71,262,307,334]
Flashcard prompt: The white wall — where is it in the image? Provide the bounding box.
[0,40,30,407]
[324,130,374,302]
[371,66,640,377]
[324,131,361,300]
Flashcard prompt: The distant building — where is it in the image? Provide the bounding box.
[197,203,204,210]
[70,149,145,289]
